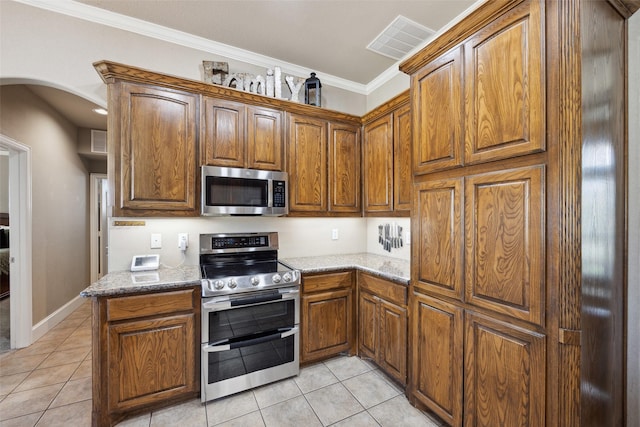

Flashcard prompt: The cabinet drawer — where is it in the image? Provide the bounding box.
[359,273,407,307]
[107,289,195,322]
[303,271,353,293]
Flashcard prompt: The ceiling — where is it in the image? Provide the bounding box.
[21,0,479,130]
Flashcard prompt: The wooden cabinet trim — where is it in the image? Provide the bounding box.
[303,271,353,293]
[95,60,361,126]
[106,289,195,322]
[358,272,407,306]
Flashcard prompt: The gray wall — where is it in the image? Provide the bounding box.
[0,155,7,213]
[0,85,90,325]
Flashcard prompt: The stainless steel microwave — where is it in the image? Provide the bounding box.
[201,166,288,216]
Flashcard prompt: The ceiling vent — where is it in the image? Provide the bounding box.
[367,15,435,61]
[91,130,107,154]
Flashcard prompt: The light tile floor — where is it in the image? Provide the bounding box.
[0,300,445,426]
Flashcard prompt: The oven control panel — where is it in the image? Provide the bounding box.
[200,232,278,254]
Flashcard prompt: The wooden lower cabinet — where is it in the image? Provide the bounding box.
[92,287,200,427]
[410,292,463,426]
[464,311,545,427]
[301,271,355,363]
[357,272,408,385]
[410,290,546,427]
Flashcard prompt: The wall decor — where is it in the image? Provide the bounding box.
[202,61,228,85]
[202,61,308,103]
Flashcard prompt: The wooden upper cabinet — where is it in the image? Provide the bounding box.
[464,165,545,326]
[247,105,283,170]
[363,114,393,213]
[201,97,283,170]
[464,0,544,164]
[287,113,327,212]
[414,178,464,301]
[464,311,545,427]
[328,122,361,213]
[393,103,412,212]
[115,82,198,216]
[412,47,464,175]
[201,98,245,167]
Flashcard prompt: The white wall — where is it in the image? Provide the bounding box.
[108,217,368,271]
[0,1,367,116]
[627,10,639,427]
[108,215,411,273]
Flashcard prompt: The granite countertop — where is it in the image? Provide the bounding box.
[80,265,201,297]
[280,253,410,285]
[81,253,410,297]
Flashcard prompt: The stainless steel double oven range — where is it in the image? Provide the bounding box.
[199,232,301,402]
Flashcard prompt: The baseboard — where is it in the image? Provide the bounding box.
[31,295,86,342]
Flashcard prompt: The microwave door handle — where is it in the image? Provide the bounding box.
[267,179,273,208]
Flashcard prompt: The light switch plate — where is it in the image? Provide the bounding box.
[150,233,162,249]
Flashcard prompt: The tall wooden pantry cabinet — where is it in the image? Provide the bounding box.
[400,0,638,426]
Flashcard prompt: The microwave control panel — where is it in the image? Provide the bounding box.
[273,181,286,207]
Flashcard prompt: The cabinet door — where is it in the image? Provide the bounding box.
[288,114,328,212]
[247,106,283,171]
[358,290,378,360]
[363,114,393,213]
[465,165,544,325]
[328,122,361,213]
[117,83,197,215]
[108,313,196,411]
[301,288,353,363]
[412,46,463,175]
[411,293,463,427]
[413,178,464,301]
[201,97,245,168]
[464,311,545,427]
[393,104,412,212]
[378,299,407,385]
[464,0,544,164]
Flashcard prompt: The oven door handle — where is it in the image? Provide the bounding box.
[203,288,299,311]
[202,326,299,353]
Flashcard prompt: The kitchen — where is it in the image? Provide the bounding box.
[1,1,640,426]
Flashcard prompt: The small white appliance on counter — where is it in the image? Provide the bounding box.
[130,254,160,272]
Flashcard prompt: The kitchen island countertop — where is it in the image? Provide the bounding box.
[80,265,201,297]
[280,253,410,285]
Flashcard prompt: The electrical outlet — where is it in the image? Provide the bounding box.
[332,229,339,240]
[178,233,189,251]
[150,233,162,249]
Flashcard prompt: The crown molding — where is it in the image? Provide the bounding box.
[12,0,370,95]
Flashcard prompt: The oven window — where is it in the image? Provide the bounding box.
[206,176,268,207]
[207,333,295,384]
[207,298,295,343]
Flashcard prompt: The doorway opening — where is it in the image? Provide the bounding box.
[0,133,33,351]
